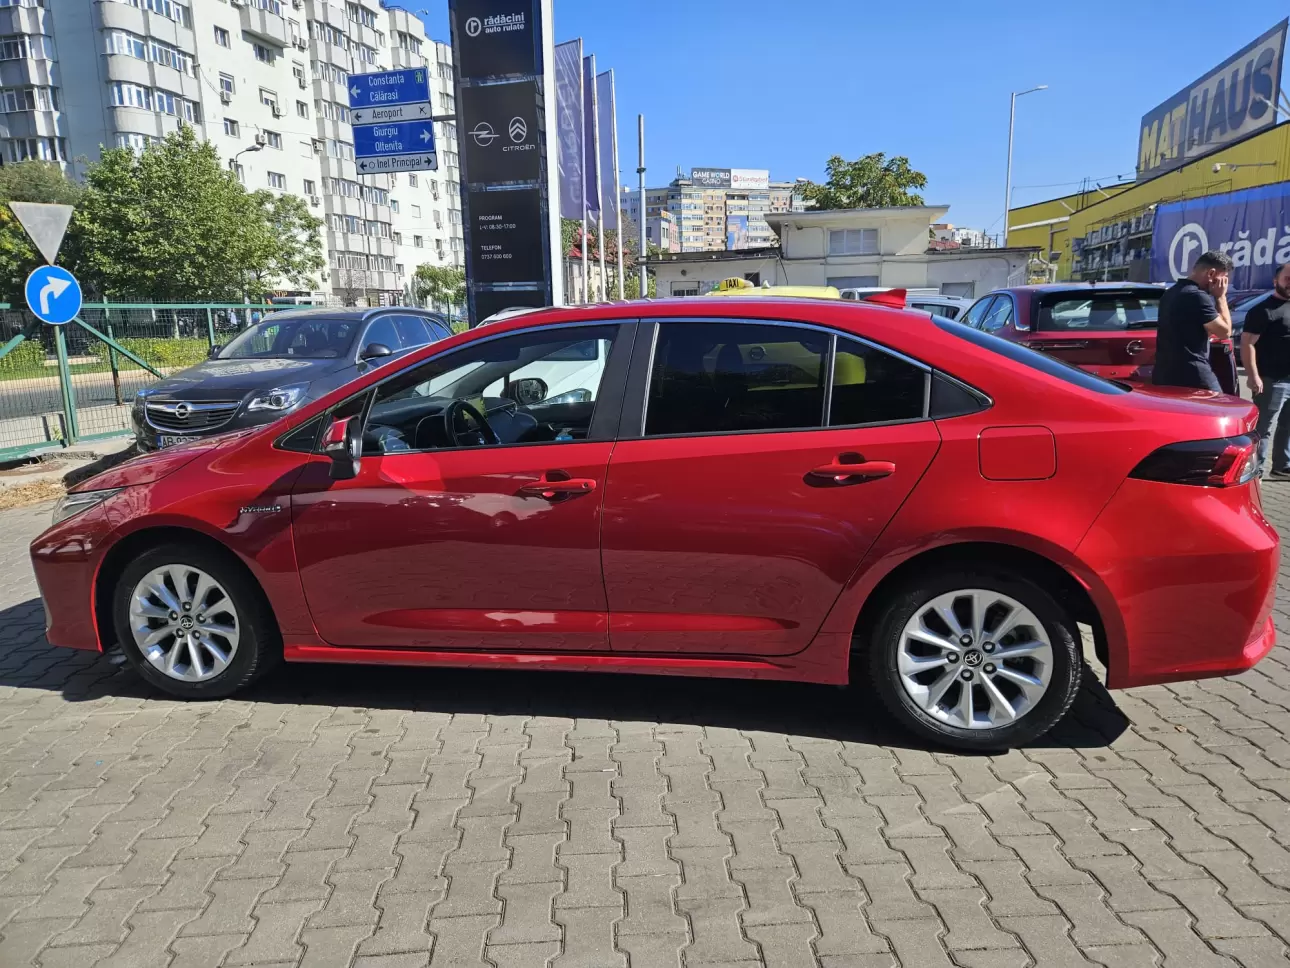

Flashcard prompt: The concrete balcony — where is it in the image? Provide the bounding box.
[238,3,289,48]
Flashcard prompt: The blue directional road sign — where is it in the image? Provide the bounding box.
[24,265,82,326]
[348,68,433,125]
[353,120,438,175]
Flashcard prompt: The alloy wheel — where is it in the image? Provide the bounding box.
[896,588,1053,729]
[127,565,240,682]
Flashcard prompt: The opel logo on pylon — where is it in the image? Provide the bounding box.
[465,16,482,36]
[508,117,527,143]
[470,121,499,146]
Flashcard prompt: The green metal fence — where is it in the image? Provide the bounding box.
[0,303,311,461]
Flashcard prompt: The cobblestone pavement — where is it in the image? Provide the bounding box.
[2,494,1290,968]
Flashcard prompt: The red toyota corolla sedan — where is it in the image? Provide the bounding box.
[30,298,1278,750]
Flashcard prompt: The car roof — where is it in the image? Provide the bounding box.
[263,307,444,322]
[994,282,1165,294]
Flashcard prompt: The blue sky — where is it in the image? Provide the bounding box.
[405,1,1285,235]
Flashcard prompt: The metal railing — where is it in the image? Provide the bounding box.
[0,303,311,460]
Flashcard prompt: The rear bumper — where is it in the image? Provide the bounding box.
[1077,478,1278,689]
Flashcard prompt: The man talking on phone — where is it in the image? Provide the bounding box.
[1152,250,1234,392]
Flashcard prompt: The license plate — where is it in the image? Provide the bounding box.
[156,435,198,449]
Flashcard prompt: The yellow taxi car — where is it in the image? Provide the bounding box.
[704,278,842,299]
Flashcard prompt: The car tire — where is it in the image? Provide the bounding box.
[866,566,1081,751]
[113,543,279,700]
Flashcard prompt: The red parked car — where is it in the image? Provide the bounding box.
[30,298,1277,750]
[960,283,1164,382]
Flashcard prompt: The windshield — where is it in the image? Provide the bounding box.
[1036,293,1160,332]
[217,317,359,360]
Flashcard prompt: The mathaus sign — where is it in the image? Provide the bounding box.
[1150,181,1290,290]
[1136,20,1286,182]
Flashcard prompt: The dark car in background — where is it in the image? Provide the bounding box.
[132,308,451,451]
[959,283,1163,381]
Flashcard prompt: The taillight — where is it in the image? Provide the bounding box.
[1129,435,1258,487]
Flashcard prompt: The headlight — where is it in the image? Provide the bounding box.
[51,488,123,527]
[246,383,309,413]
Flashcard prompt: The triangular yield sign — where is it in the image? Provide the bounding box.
[9,202,74,265]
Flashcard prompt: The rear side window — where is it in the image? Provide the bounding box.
[646,322,827,436]
[933,316,1128,395]
[1037,293,1159,331]
[831,337,927,425]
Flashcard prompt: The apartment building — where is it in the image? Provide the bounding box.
[620,168,803,254]
[4,0,463,303]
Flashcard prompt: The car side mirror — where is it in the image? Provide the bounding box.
[321,415,362,480]
[361,342,393,362]
[507,377,548,405]
[207,344,222,359]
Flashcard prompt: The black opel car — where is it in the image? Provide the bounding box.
[132,308,451,451]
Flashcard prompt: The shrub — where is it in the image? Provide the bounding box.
[0,337,47,377]
[90,337,210,371]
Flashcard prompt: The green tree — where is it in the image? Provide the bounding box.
[0,162,83,304]
[413,264,465,312]
[250,191,326,293]
[74,126,321,301]
[798,153,927,210]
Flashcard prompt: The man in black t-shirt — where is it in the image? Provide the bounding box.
[1153,250,1234,391]
[1242,263,1290,478]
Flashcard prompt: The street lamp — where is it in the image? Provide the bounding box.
[229,143,263,176]
[1003,85,1047,246]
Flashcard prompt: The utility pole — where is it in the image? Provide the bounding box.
[637,114,646,298]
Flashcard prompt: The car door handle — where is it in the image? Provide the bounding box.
[808,457,896,485]
[518,477,598,499]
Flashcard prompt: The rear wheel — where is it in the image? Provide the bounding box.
[113,543,278,699]
[867,567,1081,750]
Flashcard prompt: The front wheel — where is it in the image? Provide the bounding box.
[113,543,279,699]
[867,567,1081,751]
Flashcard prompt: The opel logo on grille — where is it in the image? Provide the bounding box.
[173,403,191,420]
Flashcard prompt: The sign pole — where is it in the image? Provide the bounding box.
[53,325,78,444]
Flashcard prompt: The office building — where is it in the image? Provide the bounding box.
[6,0,463,303]
[621,168,804,254]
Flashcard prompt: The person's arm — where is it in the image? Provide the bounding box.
[1243,332,1263,395]
[1204,276,1233,338]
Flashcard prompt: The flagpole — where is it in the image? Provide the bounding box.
[637,114,647,298]
[581,214,588,302]
[597,211,606,301]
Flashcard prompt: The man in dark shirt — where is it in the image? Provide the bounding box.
[1152,250,1234,391]
[1242,263,1290,478]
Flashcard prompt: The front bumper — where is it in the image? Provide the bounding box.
[29,505,114,652]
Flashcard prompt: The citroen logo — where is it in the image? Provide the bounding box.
[465,16,481,36]
[173,403,191,420]
[471,121,499,146]
[509,117,527,143]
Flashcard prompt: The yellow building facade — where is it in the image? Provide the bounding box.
[1007,122,1290,281]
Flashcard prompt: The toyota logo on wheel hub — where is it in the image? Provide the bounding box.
[963,651,984,667]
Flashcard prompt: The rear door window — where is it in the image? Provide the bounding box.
[645,322,827,436]
[1037,293,1159,331]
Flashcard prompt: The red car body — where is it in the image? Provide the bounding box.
[30,299,1276,714]
[961,283,1164,382]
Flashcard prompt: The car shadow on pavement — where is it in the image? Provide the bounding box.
[0,597,1128,753]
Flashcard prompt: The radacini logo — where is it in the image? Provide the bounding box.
[1168,222,1208,278]
[471,11,526,36]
